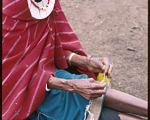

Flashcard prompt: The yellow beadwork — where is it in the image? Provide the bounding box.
[97,73,111,85]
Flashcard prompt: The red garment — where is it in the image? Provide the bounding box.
[2,0,96,119]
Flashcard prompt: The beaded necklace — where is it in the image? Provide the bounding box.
[31,0,50,10]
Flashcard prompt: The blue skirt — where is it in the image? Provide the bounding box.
[29,69,90,120]
[29,69,120,120]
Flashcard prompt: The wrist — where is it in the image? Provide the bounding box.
[67,53,76,66]
[71,54,88,67]
[47,77,75,92]
[47,77,64,89]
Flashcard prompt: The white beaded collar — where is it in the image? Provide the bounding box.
[27,0,55,19]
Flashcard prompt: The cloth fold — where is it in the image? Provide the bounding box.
[2,0,94,120]
[2,0,96,119]
[29,69,90,120]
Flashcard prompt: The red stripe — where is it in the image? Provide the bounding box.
[3,0,22,10]
[2,0,95,119]
[27,71,45,115]
[2,15,7,25]
[12,8,28,18]
[3,58,39,105]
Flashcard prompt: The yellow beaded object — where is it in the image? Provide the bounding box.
[97,73,111,85]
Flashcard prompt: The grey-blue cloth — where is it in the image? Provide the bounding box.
[29,69,89,120]
[29,69,120,120]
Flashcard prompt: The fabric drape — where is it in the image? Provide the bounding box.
[2,0,96,119]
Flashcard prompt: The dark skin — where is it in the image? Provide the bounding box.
[47,52,112,100]
[68,53,113,77]
[48,77,106,100]
[47,52,147,119]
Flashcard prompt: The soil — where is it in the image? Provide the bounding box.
[60,0,148,100]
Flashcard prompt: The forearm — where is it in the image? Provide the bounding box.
[66,52,89,69]
[47,76,75,92]
[47,76,106,100]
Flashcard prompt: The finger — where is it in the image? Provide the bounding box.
[83,82,106,89]
[83,92,104,100]
[88,78,95,82]
[104,64,109,75]
[102,64,106,70]
[101,59,106,73]
[79,89,105,100]
[90,82,106,89]
[90,95,103,100]
[92,64,105,73]
[97,61,104,70]
[96,58,106,72]
[91,89,106,95]
[92,68,103,73]
[108,64,113,77]
[95,80,105,84]
[92,57,104,70]
[102,57,112,74]
[88,91,105,99]
[91,60,104,71]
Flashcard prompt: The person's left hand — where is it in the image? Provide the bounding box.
[86,56,113,77]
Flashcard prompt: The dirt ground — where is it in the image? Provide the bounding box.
[60,0,148,100]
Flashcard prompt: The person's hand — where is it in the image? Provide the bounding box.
[69,78,106,100]
[48,77,106,100]
[87,56,113,77]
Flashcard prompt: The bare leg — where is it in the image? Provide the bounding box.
[104,88,148,117]
[118,112,145,120]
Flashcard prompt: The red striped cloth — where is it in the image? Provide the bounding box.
[2,0,96,119]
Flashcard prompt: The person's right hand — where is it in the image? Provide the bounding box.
[69,78,106,100]
[48,77,106,100]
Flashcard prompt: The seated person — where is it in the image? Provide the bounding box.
[2,0,147,120]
